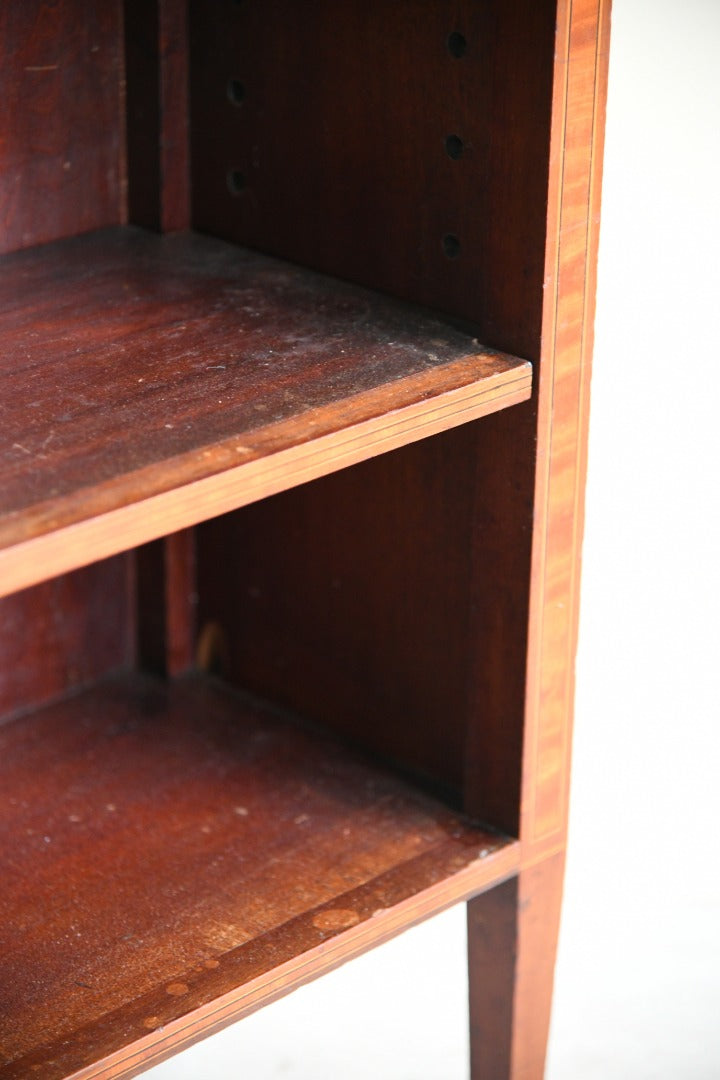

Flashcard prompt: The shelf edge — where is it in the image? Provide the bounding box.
[0,363,531,599]
[64,841,520,1080]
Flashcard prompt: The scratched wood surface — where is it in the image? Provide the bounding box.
[0,226,530,599]
[0,672,517,1080]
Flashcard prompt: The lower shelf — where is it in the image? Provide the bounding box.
[0,673,518,1080]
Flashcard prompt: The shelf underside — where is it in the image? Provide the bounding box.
[0,673,517,1079]
[0,227,531,598]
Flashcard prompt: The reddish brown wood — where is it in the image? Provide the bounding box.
[0,672,517,1079]
[190,0,555,357]
[0,556,133,724]
[195,422,497,802]
[467,875,518,1079]
[0,1,612,1076]
[0,226,530,598]
[465,1,612,1075]
[522,0,612,860]
[136,530,197,677]
[164,529,197,675]
[125,0,190,232]
[467,854,565,1079]
[0,0,123,254]
[189,0,555,833]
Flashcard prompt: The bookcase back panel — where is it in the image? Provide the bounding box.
[189,0,555,360]
[187,0,552,829]
[0,556,134,724]
[195,431,475,800]
[0,0,124,255]
[195,412,532,830]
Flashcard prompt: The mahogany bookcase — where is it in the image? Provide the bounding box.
[0,2,610,1077]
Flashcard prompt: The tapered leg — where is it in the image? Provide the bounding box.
[467,852,565,1079]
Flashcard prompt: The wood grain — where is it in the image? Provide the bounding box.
[0,0,123,254]
[463,2,612,1075]
[196,416,533,804]
[522,0,612,856]
[0,672,517,1079]
[467,853,565,1079]
[189,0,556,834]
[190,0,554,358]
[0,2,612,1077]
[136,529,196,678]
[0,556,133,724]
[0,227,530,599]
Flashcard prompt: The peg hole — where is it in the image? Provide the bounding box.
[445,134,464,160]
[227,79,246,106]
[447,32,467,58]
[442,234,461,259]
[226,169,247,195]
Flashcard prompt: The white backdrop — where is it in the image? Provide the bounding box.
[149,1,720,1075]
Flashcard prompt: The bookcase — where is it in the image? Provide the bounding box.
[0,1,611,1077]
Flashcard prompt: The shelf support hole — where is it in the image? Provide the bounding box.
[447,32,467,58]
[227,79,246,106]
[227,169,247,195]
[442,234,461,259]
[445,134,465,160]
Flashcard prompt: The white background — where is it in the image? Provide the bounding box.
[148,1,720,1075]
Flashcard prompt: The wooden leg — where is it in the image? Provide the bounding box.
[467,852,565,1080]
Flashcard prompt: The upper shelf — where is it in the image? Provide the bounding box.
[0,227,531,597]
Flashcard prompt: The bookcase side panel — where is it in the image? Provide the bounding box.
[0,0,125,255]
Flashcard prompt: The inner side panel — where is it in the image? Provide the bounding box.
[0,0,124,255]
[0,556,135,725]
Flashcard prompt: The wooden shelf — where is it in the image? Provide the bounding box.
[0,226,531,599]
[0,673,517,1079]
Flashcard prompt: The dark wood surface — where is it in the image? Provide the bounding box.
[0,226,530,598]
[0,0,612,1074]
[467,854,565,1079]
[136,529,197,678]
[189,0,555,840]
[0,0,123,255]
[0,556,133,724]
[195,423,489,803]
[125,0,190,233]
[0,671,516,1079]
[190,0,555,359]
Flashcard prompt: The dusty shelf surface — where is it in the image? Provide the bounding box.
[0,672,518,1079]
[0,226,531,598]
